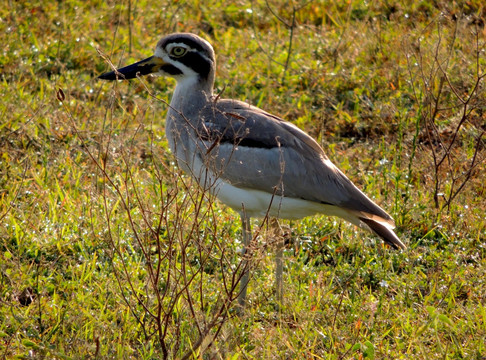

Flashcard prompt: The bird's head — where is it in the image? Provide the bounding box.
[98,33,215,84]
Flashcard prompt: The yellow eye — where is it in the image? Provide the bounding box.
[171,46,187,57]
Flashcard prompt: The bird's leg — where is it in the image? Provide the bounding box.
[276,239,284,310]
[238,213,251,309]
[271,218,284,310]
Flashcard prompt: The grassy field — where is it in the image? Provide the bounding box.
[1,0,485,358]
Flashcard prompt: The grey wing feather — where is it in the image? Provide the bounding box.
[197,99,394,224]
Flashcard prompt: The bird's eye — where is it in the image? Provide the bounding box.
[171,46,187,57]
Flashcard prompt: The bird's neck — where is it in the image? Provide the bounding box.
[171,75,214,114]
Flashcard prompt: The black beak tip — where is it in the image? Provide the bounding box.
[98,71,121,80]
[97,56,156,81]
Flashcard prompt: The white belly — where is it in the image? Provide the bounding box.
[213,178,324,219]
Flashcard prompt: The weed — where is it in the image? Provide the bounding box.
[1,0,485,358]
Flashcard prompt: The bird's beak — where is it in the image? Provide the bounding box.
[98,56,165,80]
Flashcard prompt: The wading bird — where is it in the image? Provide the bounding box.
[98,33,406,309]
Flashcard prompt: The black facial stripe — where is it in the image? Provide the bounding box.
[175,51,212,79]
[162,37,208,54]
[160,64,183,76]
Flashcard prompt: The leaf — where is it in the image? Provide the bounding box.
[56,88,65,102]
[22,339,39,349]
[438,314,454,328]
[426,306,437,317]
[362,340,375,359]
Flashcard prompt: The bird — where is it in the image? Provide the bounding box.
[98,32,406,309]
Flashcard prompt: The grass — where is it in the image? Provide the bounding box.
[1,0,485,358]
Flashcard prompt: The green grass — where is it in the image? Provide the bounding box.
[1,0,485,358]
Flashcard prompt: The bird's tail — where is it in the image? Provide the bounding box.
[318,205,406,250]
[358,216,406,250]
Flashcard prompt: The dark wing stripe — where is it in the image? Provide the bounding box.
[199,120,282,149]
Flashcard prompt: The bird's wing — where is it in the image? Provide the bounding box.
[195,98,394,225]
